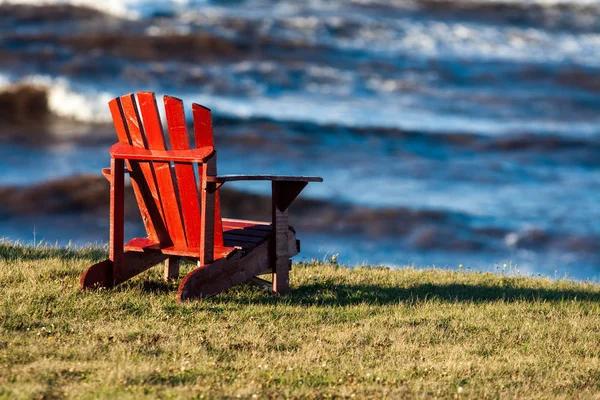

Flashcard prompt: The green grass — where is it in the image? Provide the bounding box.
[2,242,600,399]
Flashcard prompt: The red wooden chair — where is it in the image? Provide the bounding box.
[79,92,322,301]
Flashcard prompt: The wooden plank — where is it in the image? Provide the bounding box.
[192,103,215,148]
[200,156,216,265]
[208,175,323,183]
[192,103,224,248]
[80,251,168,289]
[223,229,270,240]
[113,251,169,285]
[222,218,271,230]
[124,237,159,250]
[110,142,213,162]
[101,168,112,181]
[224,227,271,239]
[109,158,125,271]
[137,92,187,248]
[164,95,202,250]
[108,98,160,242]
[223,233,265,245]
[80,259,113,289]
[178,240,273,301]
[124,237,235,259]
[164,256,180,281]
[118,94,171,245]
[272,181,291,294]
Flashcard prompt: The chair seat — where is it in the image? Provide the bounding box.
[80,92,319,300]
[124,218,273,257]
[222,218,271,249]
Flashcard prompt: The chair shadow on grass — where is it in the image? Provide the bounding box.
[217,280,600,306]
[113,265,600,305]
[130,276,600,305]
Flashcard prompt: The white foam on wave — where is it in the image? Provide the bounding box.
[357,0,600,7]
[0,74,10,87]
[0,0,209,19]
[30,76,113,123]
[0,0,134,18]
[1,73,598,136]
[181,0,600,67]
[0,74,113,123]
[5,0,599,67]
[180,91,600,137]
[322,14,600,68]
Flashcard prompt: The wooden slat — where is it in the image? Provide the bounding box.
[178,240,273,301]
[101,168,112,181]
[108,98,161,243]
[119,94,171,245]
[124,237,235,259]
[192,103,215,148]
[109,158,124,268]
[272,181,291,294]
[124,237,159,250]
[164,95,202,249]
[80,251,168,289]
[200,158,216,265]
[222,218,271,230]
[137,92,187,248]
[193,103,224,248]
[223,233,266,244]
[113,251,169,285]
[164,257,180,281]
[224,227,272,239]
[208,175,323,183]
[80,259,113,288]
[110,143,214,162]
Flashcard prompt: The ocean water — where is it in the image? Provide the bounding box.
[0,0,599,279]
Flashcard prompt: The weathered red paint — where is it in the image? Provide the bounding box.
[119,94,170,245]
[193,103,224,249]
[79,92,322,301]
[164,95,203,250]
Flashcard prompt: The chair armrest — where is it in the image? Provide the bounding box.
[110,142,214,163]
[206,174,323,184]
[206,174,322,214]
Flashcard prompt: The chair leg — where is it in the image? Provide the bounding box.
[80,157,123,289]
[164,256,180,281]
[109,157,125,284]
[178,241,272,302]
[272,188,290,295]
[80,259,113,289]
[81,251,168,289]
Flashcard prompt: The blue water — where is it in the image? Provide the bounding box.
[0,0,599,279]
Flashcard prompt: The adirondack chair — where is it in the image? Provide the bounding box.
[79,92,322,301]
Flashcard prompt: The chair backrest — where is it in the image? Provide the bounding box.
[108,92,224,251]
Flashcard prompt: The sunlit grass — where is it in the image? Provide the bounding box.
[1,242,600,398]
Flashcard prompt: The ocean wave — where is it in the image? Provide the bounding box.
[183,5,600,66]
[1,174,598,256]
[0,74,113,123]
[6,74,580,137]
[3,77,600,148]
[0,0,134,18]
[7,0,600,21]
[0,0,212,19]
[3,3,600,137]
[5,0,600,67]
